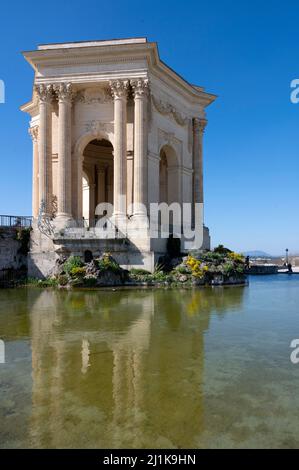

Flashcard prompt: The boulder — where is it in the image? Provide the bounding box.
[96,270,124,286]
[52,255,68,277]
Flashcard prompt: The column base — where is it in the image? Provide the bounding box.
[132,213,149,224]
[54,213,74,230]
[128,214,149,239]
[110,213,128,237]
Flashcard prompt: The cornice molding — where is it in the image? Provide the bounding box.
[23,41,216,107]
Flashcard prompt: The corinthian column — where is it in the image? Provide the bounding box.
[35,84,53,216]
[54,83,73,223]
[193,117,207,205]
[131,78,149,219]
[29,126,39,218]
[109,80,129,220]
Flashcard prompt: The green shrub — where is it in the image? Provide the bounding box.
[97,254,121,273]
[26,277,58,287]
[70,266,86,277]
[175,265,190,274]
[63,256,84,275]
[154,262,164,273]
[222,261,235,276]
[213,244,232,255]
[186,255,209,279]
[130,268,151,276]
[228,252,244,263]
[16,227,32,255]
[235,264,246,274]
[58,274,68,286]
[151,270,169,282]
[26,277,40,286]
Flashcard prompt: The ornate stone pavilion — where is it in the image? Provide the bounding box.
[21,38,216,277]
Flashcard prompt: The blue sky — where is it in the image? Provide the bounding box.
[0,0,298,254]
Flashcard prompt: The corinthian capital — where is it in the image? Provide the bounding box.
[35,84,54,103]
[54,82,73,102]
[131,78,149,98]
[194,117,207,134]
[109,80,129,99]
[28,125,39,142]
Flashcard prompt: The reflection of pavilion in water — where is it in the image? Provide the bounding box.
[27,287,244,448]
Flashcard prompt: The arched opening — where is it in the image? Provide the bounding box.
[84,250,93,263]
[159,145,180,204]
[82,139,114,224]
[158,145,181,239]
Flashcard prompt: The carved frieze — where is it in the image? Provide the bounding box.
[84,120,113,136]
[152,95,188,126]
[75,87,112,104]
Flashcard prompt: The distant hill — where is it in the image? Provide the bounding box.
[242,250,274,258]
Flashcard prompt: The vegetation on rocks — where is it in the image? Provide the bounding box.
[129,246,246,287]
[49,253,129,288]
[26,277,59,287]
[97,253,122,274]
[185,248,246,284]
[23,246,246,289]
[63,256,84,275]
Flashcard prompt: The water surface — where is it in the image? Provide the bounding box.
[0,276,299,448]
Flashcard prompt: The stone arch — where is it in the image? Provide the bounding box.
[74,130,114,224]
[84,250,93,263]
[74,129,114,158]
[159,144,180,205]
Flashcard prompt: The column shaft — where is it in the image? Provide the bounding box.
[110,80,129,219]
[77,156,83,220]
[131,79,149,217]
[193,118,207,205]
[36,84,53,216]
[97,167,106,207]
[89,182,96,223]
[55,83,73,221]
[29,126,39,218]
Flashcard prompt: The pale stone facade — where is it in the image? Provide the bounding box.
[21,38,216,277]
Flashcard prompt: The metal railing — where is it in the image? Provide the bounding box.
[57,217,127,240]
[0,215,33,228]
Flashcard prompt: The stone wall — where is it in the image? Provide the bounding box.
[0,229,28,281]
